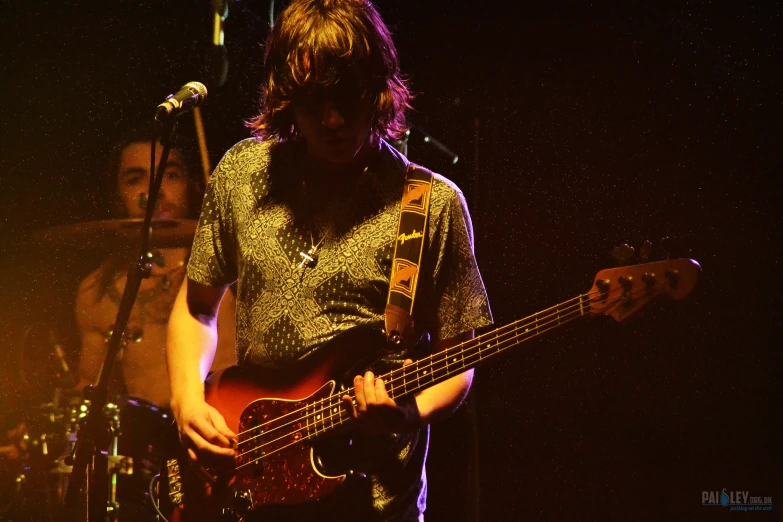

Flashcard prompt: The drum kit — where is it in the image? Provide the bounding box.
[0,218,197,522]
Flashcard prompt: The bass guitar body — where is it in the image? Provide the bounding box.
[162,327,390,521]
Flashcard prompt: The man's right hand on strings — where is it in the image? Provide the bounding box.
[172,398,237,462]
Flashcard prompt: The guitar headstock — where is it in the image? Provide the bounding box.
[587,258,701,322]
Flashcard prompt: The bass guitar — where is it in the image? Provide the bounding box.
[159,258,700,521]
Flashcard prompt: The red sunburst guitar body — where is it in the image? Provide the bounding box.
[162,327,388,522]
[206,369,343,504]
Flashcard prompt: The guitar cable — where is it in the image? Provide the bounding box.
[149,473,170,522]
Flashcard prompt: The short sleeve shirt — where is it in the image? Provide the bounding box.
[187,137,492,520]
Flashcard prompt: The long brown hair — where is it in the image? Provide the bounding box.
[246,0,412,141]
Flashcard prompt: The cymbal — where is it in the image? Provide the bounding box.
[32,218,198,251]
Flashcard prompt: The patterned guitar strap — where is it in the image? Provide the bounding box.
[385,164,434,347]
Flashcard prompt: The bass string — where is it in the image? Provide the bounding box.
[233,283,650,466]
[233,290,600,449]
[234,289,605,444]
[234,307,593,470]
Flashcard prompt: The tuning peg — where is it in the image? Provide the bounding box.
[611,243,635,266]
[639,240,652,263]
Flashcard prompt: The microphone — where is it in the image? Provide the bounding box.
[155,81,208,122]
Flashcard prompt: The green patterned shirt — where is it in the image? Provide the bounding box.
[188,137,492,520]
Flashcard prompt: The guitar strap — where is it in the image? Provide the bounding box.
[385,164,434,346]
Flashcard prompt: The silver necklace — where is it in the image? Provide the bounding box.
[296,178,326,271]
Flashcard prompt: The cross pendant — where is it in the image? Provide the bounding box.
[298,246,318,269]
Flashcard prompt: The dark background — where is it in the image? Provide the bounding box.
[0,1,780,521]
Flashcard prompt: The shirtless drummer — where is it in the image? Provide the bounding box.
[74,125,236,408]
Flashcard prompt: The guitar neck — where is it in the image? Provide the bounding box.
[301,293,591,438]
[237,258,698,468]
[382,292,592,401]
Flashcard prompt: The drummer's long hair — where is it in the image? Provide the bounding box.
[246,0,412,142]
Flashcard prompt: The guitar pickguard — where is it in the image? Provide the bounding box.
[234,382,347,506]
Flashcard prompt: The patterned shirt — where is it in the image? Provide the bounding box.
[187,137,492,520]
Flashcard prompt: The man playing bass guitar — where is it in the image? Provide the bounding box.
[167,1,492,520]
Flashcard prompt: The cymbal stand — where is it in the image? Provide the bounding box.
[104,402,132,522]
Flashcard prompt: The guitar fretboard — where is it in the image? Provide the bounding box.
[300,293,593,438]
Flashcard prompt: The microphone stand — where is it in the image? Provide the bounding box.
[64,117,179,522]
[392,126,460,165]
[410,126,459,164]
